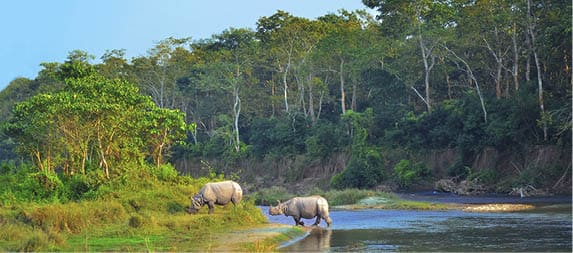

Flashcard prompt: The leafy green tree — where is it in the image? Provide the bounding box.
[132,37,193,110]
[4,73,186,178]
[316,11,377,114]
[331,109,384,189]
[192,28,258,153]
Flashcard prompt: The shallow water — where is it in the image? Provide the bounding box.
[259,199,572,252]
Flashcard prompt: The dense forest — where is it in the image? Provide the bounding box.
[0,0,571,202]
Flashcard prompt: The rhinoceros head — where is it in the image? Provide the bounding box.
[188,195,203,214]
[268,200,284,215]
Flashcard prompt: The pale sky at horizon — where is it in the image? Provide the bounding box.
[0,0,369,92]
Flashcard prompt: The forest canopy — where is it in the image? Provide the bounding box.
[0,0,570,196]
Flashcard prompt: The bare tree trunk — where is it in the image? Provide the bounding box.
[233,74,241,153]
[419,33,436,112]
[525,29,532,82]
[339,58,347,114]
[307,73,315,122]
[446,74,452,99]
[281,51,292,113]
[483,35,508,99]
[98,139,109,179]
[527,0,547,141]
[34,150,44,172]
[271,78,276,116]
[351,83,357,111]
[511,22,520,91]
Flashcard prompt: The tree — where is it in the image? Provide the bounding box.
[256,11,297,114]
[132,37,193,110]
[316,11,374,114]
[526,0,546,141]
[194,28,258,153]
[4,73,187,178]
[364,0,454,111]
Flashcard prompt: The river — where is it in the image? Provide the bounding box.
[259,194,572,252]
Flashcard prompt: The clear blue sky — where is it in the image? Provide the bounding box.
[0,0,369,91]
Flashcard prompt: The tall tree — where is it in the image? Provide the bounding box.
[364,0,454,111]
[317,11,379,114]
[195,28,258,153]
[526,0,546,141]
[133,37,193,110]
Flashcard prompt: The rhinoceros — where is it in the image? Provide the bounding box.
[269,195,332,227]
[188,180,243,214]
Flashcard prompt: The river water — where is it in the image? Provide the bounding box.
[259,195,572,252]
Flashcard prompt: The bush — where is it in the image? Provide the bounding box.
[152,164,179,182]
[20,171,67,202]
[393,159,430,189]
[331,147,384,189]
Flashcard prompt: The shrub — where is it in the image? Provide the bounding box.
[152,164,179,182]
[20,171,67,202]
[393,159,430,189]
[331,147,384,189]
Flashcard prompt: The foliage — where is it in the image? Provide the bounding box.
[0,162,267,251]
[305,120,350,159]
[331,109,385,189]
[3,73,186,179]
[251,186,293,206]
[0,2,570,194]
[393,159,430,189]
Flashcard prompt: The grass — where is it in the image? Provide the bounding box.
[0,173,277,252]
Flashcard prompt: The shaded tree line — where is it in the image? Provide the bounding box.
[0,0,570,191]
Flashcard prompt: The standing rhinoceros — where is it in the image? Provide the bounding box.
[269,195,332,227]
[188,180,243,214]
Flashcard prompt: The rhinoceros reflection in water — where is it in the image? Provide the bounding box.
[281,227,332,252]
[269,195,332,227]
[188,180,243,214]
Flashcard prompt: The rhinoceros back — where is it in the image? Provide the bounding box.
[201,180,243,205]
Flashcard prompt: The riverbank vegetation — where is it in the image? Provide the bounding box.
[0,163,275,251]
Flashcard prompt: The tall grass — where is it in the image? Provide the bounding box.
[0,167,272,251]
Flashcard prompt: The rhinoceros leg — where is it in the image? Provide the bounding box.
[324,216,332,227]
[207,201,215,214]
[292,216,304,226]
[313,216,321,226]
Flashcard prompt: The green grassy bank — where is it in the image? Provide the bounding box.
[0,167,296,252]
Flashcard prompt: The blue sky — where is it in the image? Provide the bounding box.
[0,0,368,91]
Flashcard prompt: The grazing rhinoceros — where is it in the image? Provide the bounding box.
[269,195,332,227]
[188,180,243,214]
